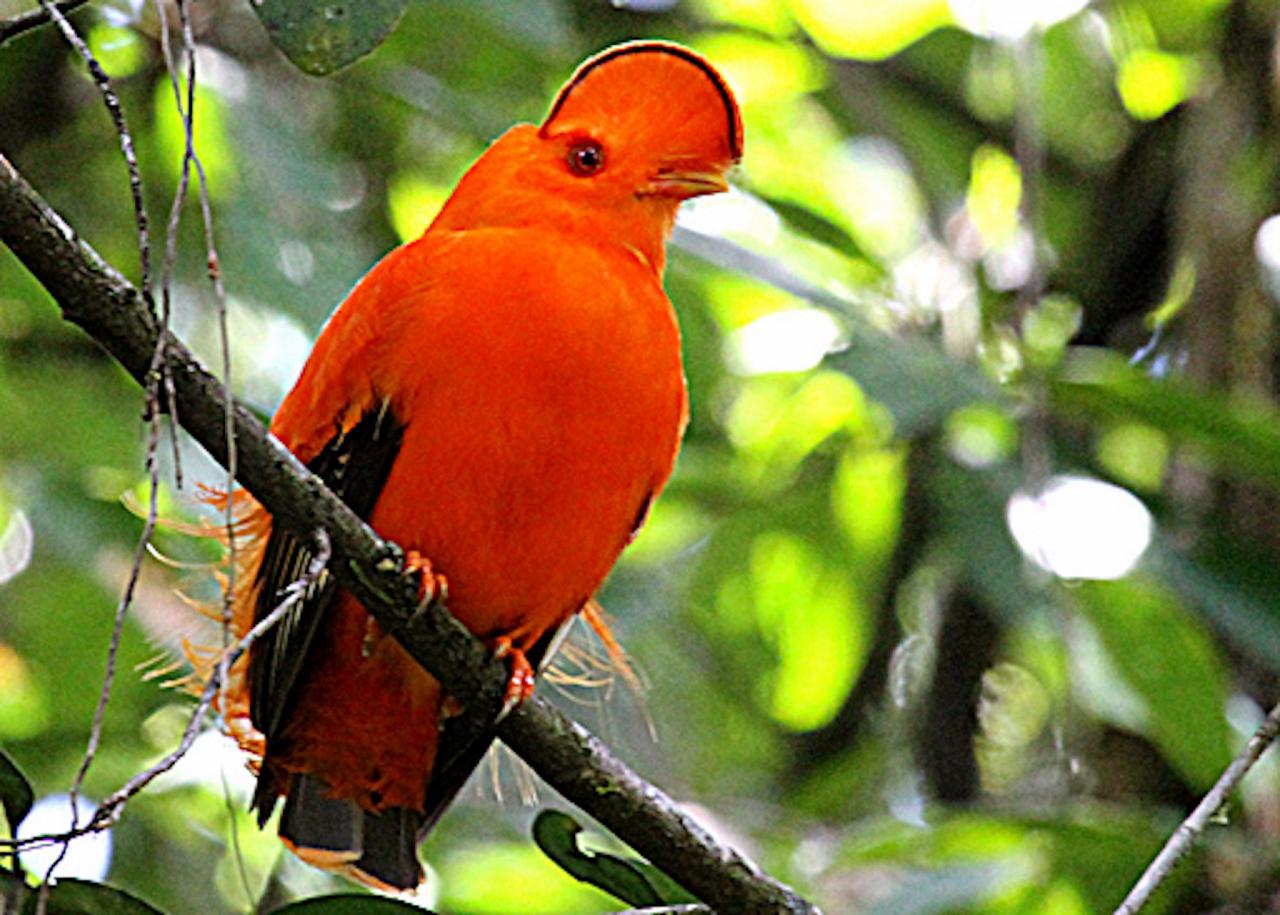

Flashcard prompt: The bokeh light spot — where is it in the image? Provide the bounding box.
[1116,49,1201,121]
[17,795,112,882]
[1006,476,1152,580]
[792,0,952,60]
[0,509,33,586]
[951,0,1089,40]
[726,308,841,374]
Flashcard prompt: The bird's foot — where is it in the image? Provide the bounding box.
[440,694,465,720]
[403,550,446,611]
[492,636,536,720]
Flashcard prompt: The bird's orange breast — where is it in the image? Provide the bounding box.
[367,226,687,635]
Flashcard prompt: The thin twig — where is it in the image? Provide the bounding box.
[1010,27,1053,497]
[38,0,150,303]
[0,531,331,854]
[32,6,155,909]
[1114,698,1280,914]
[93,530,330,826]
[154,0,190,492]
[33,473,159,905]
[153,0,237,709]
[0,0,88,46]
[152,16,243,891]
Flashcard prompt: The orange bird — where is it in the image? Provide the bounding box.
[199,41,741,890]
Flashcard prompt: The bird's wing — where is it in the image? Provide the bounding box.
[249,400,405,819]
[418,623,565,838]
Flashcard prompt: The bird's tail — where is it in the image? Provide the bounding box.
[176,486,272,762]
[279,773,426,891]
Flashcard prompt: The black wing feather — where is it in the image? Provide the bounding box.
[418,624,564,838]
[249,401,405,819]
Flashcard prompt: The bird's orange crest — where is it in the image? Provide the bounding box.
[542,41,743,169]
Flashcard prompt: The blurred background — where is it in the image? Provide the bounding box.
[3,0,1280,911]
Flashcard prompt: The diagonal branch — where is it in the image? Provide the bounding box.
[0,154,819,915]
[0,0,89,47]
[1115,697,1280,914]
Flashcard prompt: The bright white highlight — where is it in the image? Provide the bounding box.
[1006,475,1153,580]
[951,0,1090,40]
[17,795,113,882]
[148,730,257,802]
[1255,214,1280,274]
[0,509,33,586]
[276,239,316,286]
[726,309,842,374]
[676,188,781,245]
[227,301,313,407]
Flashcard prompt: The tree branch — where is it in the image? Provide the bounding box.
[0,154,819,915]
[0,0,89,47]
[1115,697,1280,914]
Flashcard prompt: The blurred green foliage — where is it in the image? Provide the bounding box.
[3,0,1280,912]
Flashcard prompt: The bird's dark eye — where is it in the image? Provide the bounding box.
[567,140,605,177]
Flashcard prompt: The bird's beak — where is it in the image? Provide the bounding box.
[641,168,730,200]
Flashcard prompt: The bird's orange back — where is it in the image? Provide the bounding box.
[196,41,742,891]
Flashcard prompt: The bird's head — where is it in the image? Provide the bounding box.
[538,41,742,203]
[431,42,742,273]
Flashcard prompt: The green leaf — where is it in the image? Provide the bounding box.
[839,811,1183,915]
[1148,537,1280,675]
[927,457,1043,621]
[253,0,409,76]
[868,861,1026,915]
[1076,577,1232,789]
[532,810,694,907]
[0,868,29,912]
[269,895,433,914]
[674,229,999,438]
[1053,350,1280,490]
[752,191,880,269]
[14,879,165,915]
[830,332,1001,438]
[0,750,33,834]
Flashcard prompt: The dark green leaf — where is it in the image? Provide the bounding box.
[1076,577,1232,789]
[829,331,1001,438]
[253,0,408,75]
[532,810,691,907]
[752,191,879,269]
[927,456,1043,621]
[1148,538,1280,675]
[16,879,165,915]
[625,862,700,908]
[1053,350,1280,490]
[269,895,433,914]
[0,750,33,834]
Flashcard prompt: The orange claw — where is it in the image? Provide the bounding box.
[492,636,536,719]
[403,550,446,607]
